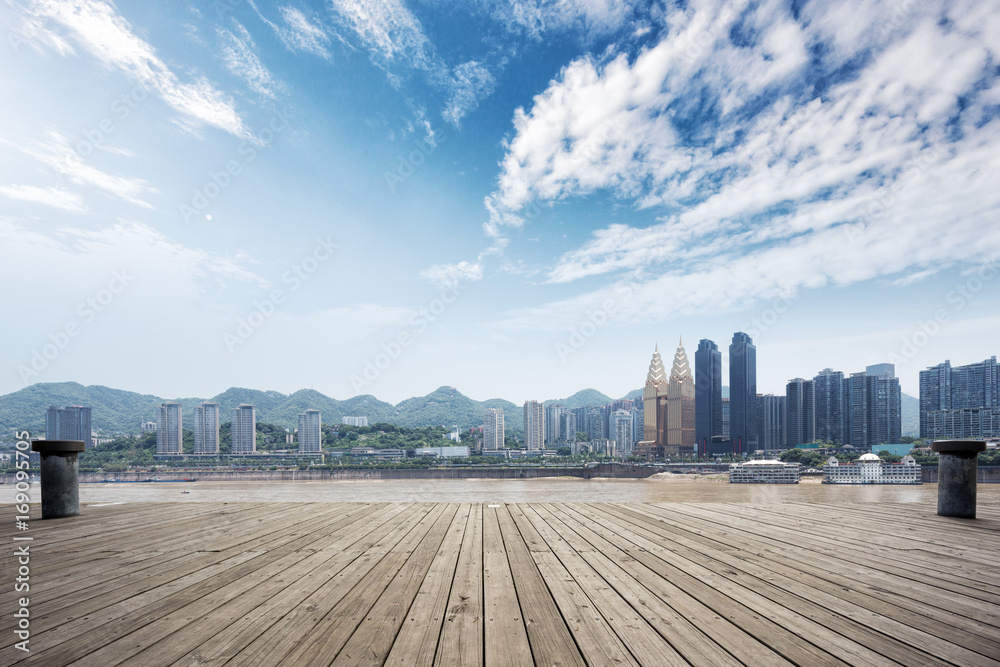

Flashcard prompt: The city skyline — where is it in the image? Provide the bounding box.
[2,1,999,405]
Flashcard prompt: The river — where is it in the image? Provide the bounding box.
[5,475,991,505]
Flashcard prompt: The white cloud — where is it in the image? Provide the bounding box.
[219,24,278,99]
[249,1,333,60]
[22,0,246,137]
[329,0,437,73]
[483,0,1000,330]
[443,60,496,127]
[0,185,86,213]
[12,133,157,209]
[484,0,636,40]
[419,261,484,289]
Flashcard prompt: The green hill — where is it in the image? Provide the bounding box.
[544,388,614,410]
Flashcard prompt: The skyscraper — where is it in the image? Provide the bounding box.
[729,332,757,455]
[636,345,668,458]
[231,404,257,454]
[193,402,220,455]
[843,366,901,450]
[45,405,92,447]
[523,401,545,452]
[666,339,696,456]
[298,409,322,453]
[545,404,564,443]
[920,357,999,439]
[757,394,786,450]
[785,378,816,446]
[611,410,634,456]
[157,402,182,455]
[484,408,505,450]
[559,412,577,442]
[695,339,723,456]
[814,369,844,445]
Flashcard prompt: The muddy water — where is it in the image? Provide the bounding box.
[12,475,986,505]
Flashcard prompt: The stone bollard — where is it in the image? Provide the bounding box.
[931,440,987,519]
[31,440,85,519]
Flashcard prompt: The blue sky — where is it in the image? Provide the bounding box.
[2,0,999,404]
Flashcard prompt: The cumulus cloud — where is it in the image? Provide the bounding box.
[484,0,1000,329]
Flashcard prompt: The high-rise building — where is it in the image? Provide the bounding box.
[193,402,220,455]
[231,404,257,454]
[666,339,696,456]
[341,416,369,427]
[729,332,757,455]
[920,357,999,439]
[524,401,545,452]
[630,407,644,450]
[545,404,564,443]
[298,409,322,453]
[814,369,845,445]
[611,410,634,456]
[695,339,723,456]
[636,345,669,458]
[586,407,606,441]
[45,405,93,447]
[559,412,577,442]
[785,378,816,446]
[757,394,786,450]
[721,398,730,438]
[157,402,182,455]
[484,408,505,450]
[843,367,901,450]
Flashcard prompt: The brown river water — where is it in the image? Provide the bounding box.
[8,475,996,505]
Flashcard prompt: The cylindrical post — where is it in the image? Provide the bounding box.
[31,440,85,519]
[931,440,987,519]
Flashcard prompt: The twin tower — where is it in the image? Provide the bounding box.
[636,340,695,458]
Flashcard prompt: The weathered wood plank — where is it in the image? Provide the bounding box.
[433,503,484,667]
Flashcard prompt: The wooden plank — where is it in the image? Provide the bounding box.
[331,504,459,666]
[222,503,439,666]
[383,504,470,667]
[433,503,484,667]
[541,503,796,667]
[482,504,532,667]
[518,503,732,667]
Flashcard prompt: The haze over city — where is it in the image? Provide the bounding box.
[2,0,999,404]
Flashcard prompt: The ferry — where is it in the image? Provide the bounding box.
[823,453,922,484]
[729,460,801,484]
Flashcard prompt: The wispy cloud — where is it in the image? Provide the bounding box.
[484,0,1000,329]
[443,60,496,127]
[20,0,247,137]
[420,261,484,289]
[329,0,438,73]
[0,185,86,213]
[11,132,157,209]
[219,23,279,99]
[249,1,333,60]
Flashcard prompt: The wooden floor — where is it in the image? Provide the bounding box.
[3,501,1000,666]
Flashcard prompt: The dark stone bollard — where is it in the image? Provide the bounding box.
[31,440,85,519]
[931,440,987,519]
